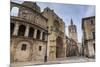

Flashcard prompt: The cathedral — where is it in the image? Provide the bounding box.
[10,1,66,66]
[11,1,48,63]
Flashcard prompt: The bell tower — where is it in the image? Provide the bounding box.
[68,19,78,43]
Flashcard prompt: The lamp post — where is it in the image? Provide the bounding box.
[44,32,48,62]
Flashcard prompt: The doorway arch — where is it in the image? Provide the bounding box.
[18,25,26,36]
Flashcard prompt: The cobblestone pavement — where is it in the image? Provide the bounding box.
[11,56,95,67]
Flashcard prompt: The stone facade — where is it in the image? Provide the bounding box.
[42,7,66,61]
[10,1,67,65]
[11,1,48,63]
[82,16,95,58]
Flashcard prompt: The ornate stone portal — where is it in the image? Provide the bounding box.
[42,7,66,61]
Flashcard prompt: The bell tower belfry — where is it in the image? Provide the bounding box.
[68,19,78,43]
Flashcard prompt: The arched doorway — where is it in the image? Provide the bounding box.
[56,36,63,58]
[36,30,40,39]
[42,32,45,40]
[18,25,26,36]
[28,27,34,37]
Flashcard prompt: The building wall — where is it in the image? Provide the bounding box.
[11,1,67,64]
[10,1,48,63]
[11,1,47,29]
[42,7,66,61]
[11,37,47,62]
[66,36,79,57]
[82,16,95,58]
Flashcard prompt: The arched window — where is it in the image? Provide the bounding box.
[28,27,34,37]
[10,7,19,16]
[11,23,15,35]
[36,30,40,39]
[42,32,45,40]
[21,44,27,51]
[18,25,26,36]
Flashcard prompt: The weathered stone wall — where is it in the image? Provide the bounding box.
[42,7,66,61]
[87,40,95,57]
[66,37,79,57]
[10,1,48,64]
[11,37,47,62]
[82,16,95,58]
[11,2,47,29]
[11,1,67,65]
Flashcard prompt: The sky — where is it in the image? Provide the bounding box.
[11,0,95,43]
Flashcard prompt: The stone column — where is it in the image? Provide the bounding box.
[34,29,37,39]
[13,23,19,36]
[24,25,29,37]
[40,31,43,40]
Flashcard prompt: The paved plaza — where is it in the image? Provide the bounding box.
[11,56,95,67]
